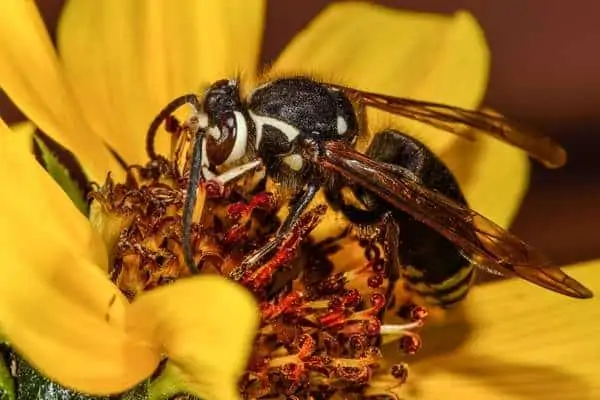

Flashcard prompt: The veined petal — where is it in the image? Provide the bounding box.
[0,0,116,182]
[0,233,158,394]
[57,0,157,166]
[139,0,266,100]
[395,261,600,400]
[128,275,260,400]
[0,119,106,266]
[58,0,266,164]
[0,123,158,392]
[275,3,489,155]
[1,122,154,394]
[6,121,35,153]
[1,119,258,396]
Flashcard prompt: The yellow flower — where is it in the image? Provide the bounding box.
[0,0,597,399]
[400,260,600,399]
[0,120,259,399]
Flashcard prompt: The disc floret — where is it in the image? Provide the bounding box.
[89,138,426,399]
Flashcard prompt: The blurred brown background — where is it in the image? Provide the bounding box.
[2,0,599,266]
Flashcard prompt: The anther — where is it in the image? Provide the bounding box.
[399,333,422,355]
[397,303,428,322]
[391,363,409,383]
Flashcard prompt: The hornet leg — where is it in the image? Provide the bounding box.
[228,182,320,281]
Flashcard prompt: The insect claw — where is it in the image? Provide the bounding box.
[205,179,226,198]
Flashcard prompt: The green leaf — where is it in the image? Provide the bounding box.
[33,135,89,215]
[0,345,15,400]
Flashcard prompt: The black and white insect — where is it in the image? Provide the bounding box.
[146,76,593,305]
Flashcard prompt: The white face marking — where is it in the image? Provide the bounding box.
[223,110,248,165]
[337,115,348,135]
[249,111,300,149]
[282,154,304,171]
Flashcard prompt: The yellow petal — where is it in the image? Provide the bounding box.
[128,275,259,400]
[7,121,35,153]
[0,118,106,266]
[138,0,266,99]
[400,261,600,400]
[2,119,258,395]
[58,0,266,164]
[275,3,488,154]
[1,119,157,393]
[0,0,116,182]
[0,241,158,394]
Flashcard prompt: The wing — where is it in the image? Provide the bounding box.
[318,141,592,299]
[328,84,567,169]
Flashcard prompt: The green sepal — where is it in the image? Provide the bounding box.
[148,363,200,400]
[33,134,89,216]
[148,363,181,400]
[0,345,15,400]
[13,353,108,400]
[10,351,150,400]
[119,381,149,400]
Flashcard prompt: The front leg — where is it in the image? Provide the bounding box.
[228,182,320,281]
[182,135,205,274]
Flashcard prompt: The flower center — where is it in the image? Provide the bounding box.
[89,131,427,398]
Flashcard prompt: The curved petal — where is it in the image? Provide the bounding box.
[1,120,258,396]
[0,122,157,391]
[0,239,158,394]
[274,3,488,154]
[7,121,35,153]
[127,275,260,400]
[137,0,266,99]
[58,0,266,164]
[1,119,106,266]
[394,261,600,400]
[1,120,157,393]
[0,0,116,182]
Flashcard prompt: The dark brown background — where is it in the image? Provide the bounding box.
[2,0,599,266]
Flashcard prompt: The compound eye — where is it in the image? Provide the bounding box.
[206,111,248,166]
